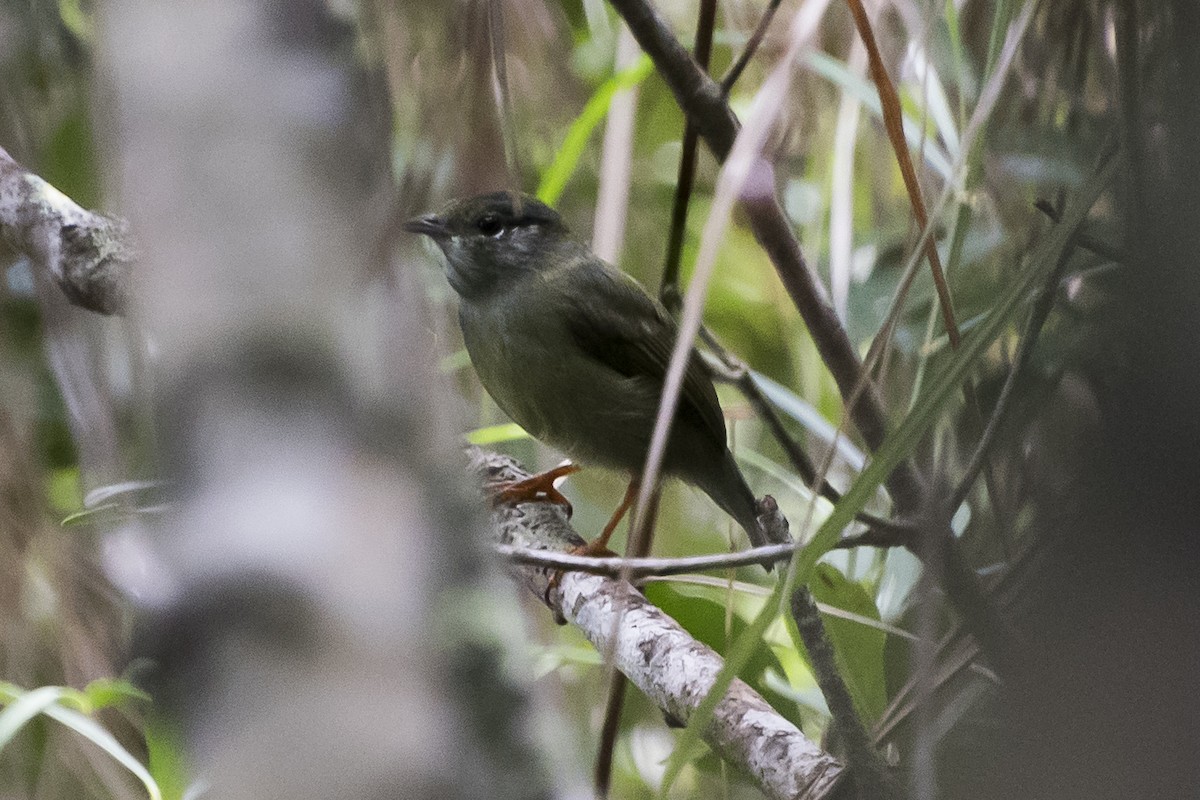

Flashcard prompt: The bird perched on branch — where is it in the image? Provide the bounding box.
[406,191,785,560]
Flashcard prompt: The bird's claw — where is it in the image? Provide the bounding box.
[487,462,581,518]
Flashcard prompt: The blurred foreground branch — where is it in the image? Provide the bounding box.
[471,449,847,800]
[100,2,558,797]
[0,146,131,314]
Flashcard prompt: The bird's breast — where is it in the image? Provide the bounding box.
[457,297,660,469]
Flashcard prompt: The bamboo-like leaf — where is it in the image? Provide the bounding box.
[536,55,654,206]
[465,422,530,445]
[0,685,72,750]
[804,51,953,180]
[0,682,163,800]
[43,704,163,800]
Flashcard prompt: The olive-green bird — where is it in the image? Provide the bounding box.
[406,191,784,558]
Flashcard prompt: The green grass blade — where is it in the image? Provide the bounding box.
[465,422,530,445]
[0,682,162,800]
[536,55,654,206]
[43,703,163,800]
[657,577,787,796]
[0,685,71,750]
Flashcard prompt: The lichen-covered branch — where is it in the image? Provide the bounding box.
[472,448,847,800]
[0,146,132,315]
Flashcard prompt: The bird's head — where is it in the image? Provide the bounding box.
[404,191,569,299]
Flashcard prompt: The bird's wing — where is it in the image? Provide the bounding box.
[558,259,727,444]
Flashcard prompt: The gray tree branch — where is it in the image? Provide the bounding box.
[0,146,131,315]
[472,448,847,800]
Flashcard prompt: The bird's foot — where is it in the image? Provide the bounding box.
[545,476,638,605]
[568,538,620,560]
[487,462,581,517]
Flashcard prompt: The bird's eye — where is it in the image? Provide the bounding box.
[476,214,504,237]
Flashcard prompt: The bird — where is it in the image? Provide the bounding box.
[405,190,786,560]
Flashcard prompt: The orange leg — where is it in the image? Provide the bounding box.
[576,478,640,557]
[545,478,640,603]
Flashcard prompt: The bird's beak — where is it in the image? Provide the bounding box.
[403,213,449,239]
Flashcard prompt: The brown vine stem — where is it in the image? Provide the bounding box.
[844,0,959,346]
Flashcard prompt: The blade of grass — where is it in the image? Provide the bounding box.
[536,55,654,206]
[0,685,73,749]
[465,422,530,445]
[43,703,163,800]
[0,682,162,800]
[829,40,867,321]
[750,370,869,471]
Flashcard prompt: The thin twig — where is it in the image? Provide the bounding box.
[873,532,1048,746]
[495,522,914,577]
[700,329,912,540]
[659,0,718,310]
[792,587,902,800]
[593,673,627,798]
[844,0,960,347]
[719,0,785,93]
[1034,199,1125,263]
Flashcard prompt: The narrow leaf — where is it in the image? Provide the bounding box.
[537,55,654,205]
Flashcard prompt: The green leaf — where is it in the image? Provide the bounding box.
[0,685,72,750]
[643,582,783,687]
[57,0,93,43]
[83,678,151,711]
[530,643,603,679]
[62,503,122,528]
[45,467,81,516]
[657,577,787,796]
[750,371,867,471]
[438,348,472,374]
[62,480,169,528]
[43,704,162,800]
[146,714,191,800]
[0,683,162,800]
[537,55,655,206]
[808,564,887,721]
[465,422,531,446]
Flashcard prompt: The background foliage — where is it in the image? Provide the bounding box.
[1,0,1195,798]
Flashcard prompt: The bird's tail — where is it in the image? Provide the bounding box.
[700,451,790,566]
